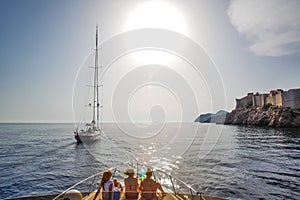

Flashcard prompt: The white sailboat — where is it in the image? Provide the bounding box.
[74,26,102,144]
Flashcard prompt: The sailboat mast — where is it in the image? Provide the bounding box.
[92,25,99,127]
[96,26,100,128]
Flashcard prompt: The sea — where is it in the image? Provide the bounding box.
[0,123,299,200]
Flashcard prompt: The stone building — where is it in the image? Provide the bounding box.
[235,87,300,110]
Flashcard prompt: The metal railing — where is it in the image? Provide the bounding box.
[52,167,117,200]
[128,159,204,199]
[53,160,204,200]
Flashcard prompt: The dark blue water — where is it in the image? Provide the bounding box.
[0,123,299,200]
[0,123,99,198]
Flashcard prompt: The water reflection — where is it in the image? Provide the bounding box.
[1,123,299,199]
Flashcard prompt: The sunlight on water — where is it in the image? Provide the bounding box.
[0,123,299,199]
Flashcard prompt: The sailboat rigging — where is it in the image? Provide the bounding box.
[74,26,102,144]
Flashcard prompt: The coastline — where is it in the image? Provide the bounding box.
[195,106,300,128]
[195,87,300,128]
[224,106,300,128]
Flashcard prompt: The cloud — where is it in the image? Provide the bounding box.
[227,0,300,57]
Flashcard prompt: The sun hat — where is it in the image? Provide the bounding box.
[124,168,135,175]
[146,168,153,175]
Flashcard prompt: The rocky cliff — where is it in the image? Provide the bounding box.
[195,110,228,124]
[224,106,300,128]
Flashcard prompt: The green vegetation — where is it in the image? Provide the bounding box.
[263,103,272,109]
[245,103,253,109]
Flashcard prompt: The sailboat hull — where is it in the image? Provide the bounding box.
[76,129,101,144]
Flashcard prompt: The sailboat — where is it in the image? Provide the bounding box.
[74,26,102,144]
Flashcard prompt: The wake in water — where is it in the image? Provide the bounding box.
[1,123,299,200]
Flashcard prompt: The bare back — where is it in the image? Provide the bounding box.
[140,178,157,200]
[124,177,139,199]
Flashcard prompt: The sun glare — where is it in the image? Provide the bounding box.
[124,1,188,35]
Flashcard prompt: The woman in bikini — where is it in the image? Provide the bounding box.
[140,168,165,200]
[124,168,139,200]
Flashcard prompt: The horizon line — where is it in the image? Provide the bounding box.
[0,121,197,124]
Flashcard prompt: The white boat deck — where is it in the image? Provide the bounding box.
[4,192,228,200]
[84,191,228,200]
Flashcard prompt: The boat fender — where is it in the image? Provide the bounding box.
[62,189,82,200]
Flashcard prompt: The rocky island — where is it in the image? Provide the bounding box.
[194,110,228,124]
[196,87,300,128]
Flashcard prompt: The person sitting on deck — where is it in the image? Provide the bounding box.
[93,169,113,200]
[124,168,139,200]
[113,178,123,191]
[113,178,123,200]
[140,168,165,200]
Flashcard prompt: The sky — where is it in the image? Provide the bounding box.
[0,0,299,123]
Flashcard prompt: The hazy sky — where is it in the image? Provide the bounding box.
[0,0,299,122]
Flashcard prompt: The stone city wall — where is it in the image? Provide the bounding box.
[235,88,300,110]
[266,90,283,107]
[282,88,300,109]
[235,93,253,109]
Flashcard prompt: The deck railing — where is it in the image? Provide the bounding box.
[128,159,204,199]
[53,160,203,200]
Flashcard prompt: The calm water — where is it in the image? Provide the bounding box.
[0,123,299,200]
